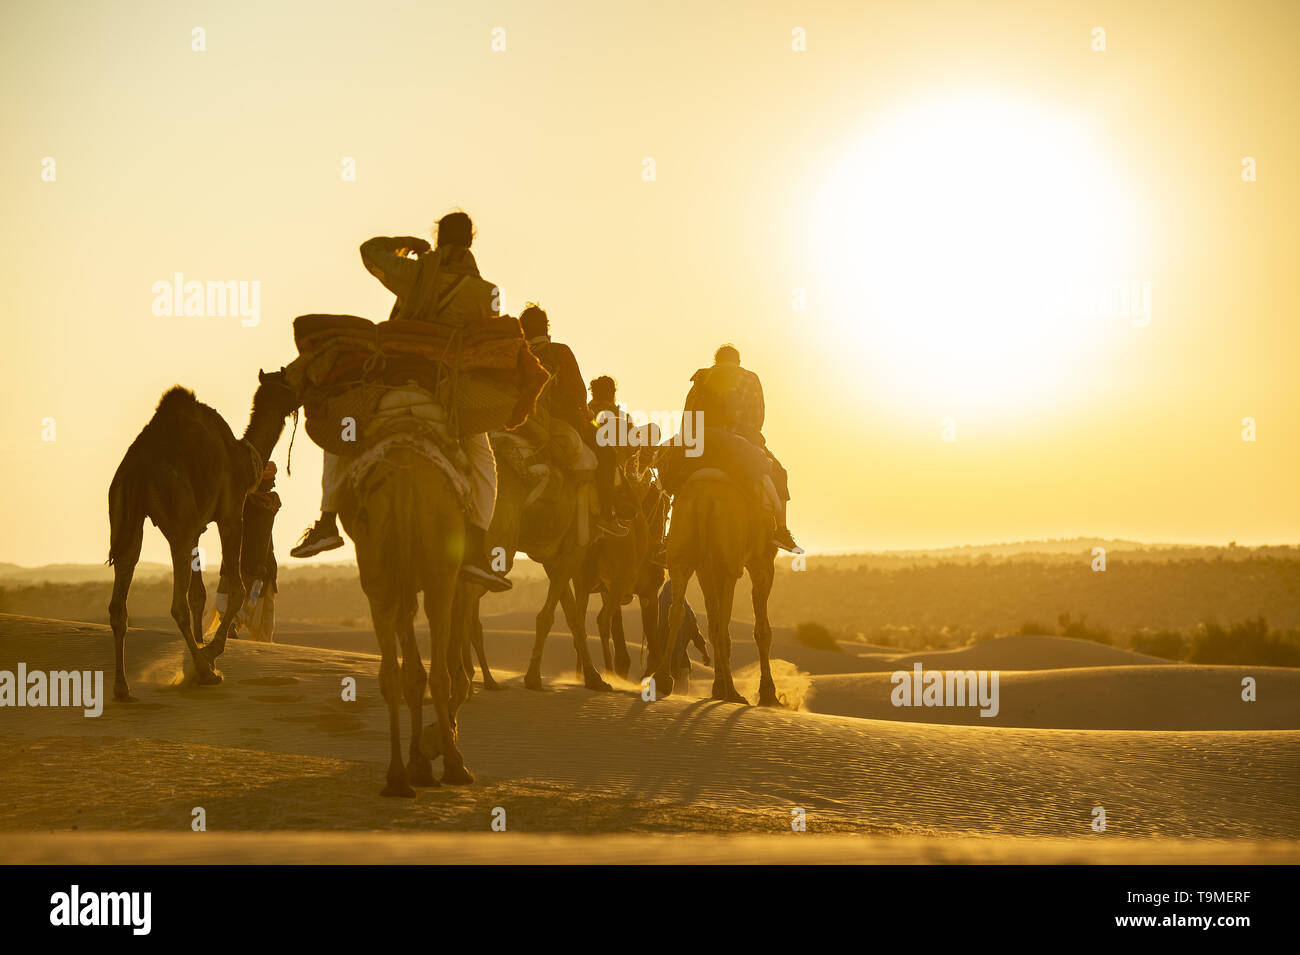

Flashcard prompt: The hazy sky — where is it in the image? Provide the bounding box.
[2,0,1297,566]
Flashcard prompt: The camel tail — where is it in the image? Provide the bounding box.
[106,455,147,567]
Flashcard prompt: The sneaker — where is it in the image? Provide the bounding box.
[290,520,344,558]
[770,528,802,553]
[460,561,512,592]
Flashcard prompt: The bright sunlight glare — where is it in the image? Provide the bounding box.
[811,95,1147,416]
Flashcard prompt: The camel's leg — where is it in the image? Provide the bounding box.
[652,572,690,698]
[447,586,473,720]
[168,538,220,685]
[635,583,658,682]
[368,593,414,798]
[471,611,502,690]
[187,569,206,648]
[425,578,473,784]
[750,560,780,706]
[558,576,612,692]
[611,600,631,680]
[596,594,615,674]
[108,536,142,703]
[397,603,435,787]
[706,573,746,704]
[524,570,567,690]
[202,517,243,664]
[460,587,501,691]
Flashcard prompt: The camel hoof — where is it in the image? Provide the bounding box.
[524,670,544,691]
[482,679,507,692]
[583,670,613,692]
[419,724,443,760]
[114,686,137,703]
[196,669,223,686]
[407,759,439,787]
[759,686,784,708]
[712,684,748,705]
[380,781,417,798]
[654,672,675,698]
[441,764,475,785]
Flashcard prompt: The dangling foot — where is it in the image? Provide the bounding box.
[647,541,667,567]
[460,524,512,592]
[290,516,344,558]
[460,561,512,592]
[770,527,802,553]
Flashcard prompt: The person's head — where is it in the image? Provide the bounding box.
[519,303,549,339]
[435,211,473,250]
[714,344,740,365]
[260,460,277,491]
[590,375,617,403]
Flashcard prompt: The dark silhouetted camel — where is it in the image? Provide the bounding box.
[336,444,475,796]
[107,370,299,701]
[649,470,779,705]
[591,465,666,681]
[462,432,613,693]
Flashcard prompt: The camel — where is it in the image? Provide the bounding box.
[462,431,613,693]
[589,462,668,681]
[107,370,300,702]
[649,469,780,706]
[335,441,475,796]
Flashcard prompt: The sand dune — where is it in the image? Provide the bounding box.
[2,612,1299,862]
[807,666,1300,729]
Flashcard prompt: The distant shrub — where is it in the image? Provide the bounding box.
[1017,620,1053,636]
[795,622,842,653]
[1188,618,1300,668]
[1130,630,1188,660]
[1057,612,1112,645]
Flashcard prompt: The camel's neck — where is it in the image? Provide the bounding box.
[242,405,288,463]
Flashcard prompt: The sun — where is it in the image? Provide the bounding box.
[809,94,1145,416]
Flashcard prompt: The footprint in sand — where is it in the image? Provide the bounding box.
[273,712,366,734]
[238,677,300,686]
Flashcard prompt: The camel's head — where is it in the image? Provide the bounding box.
[255,367,300,417]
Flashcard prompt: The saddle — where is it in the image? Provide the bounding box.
[292,313,548,455]
[344,384,472,509]
[659,426,770,497]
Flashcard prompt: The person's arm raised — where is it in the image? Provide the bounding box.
[359,236,428,297]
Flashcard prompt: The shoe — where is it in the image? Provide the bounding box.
[647,542,667,567]
[290,520,344,558]
[460,561,513,592]
[461,525,512,592]
[771,528,802,553]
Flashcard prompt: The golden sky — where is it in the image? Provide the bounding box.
[2,0,1297,566]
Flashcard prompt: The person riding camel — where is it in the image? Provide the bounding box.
[519,306,627,537]
[683,344,800,552]
[590,374,667,564]
[288,211,512,592]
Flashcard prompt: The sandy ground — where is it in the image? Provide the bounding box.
[2,613,1298,863]
[4,832,1296,865]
